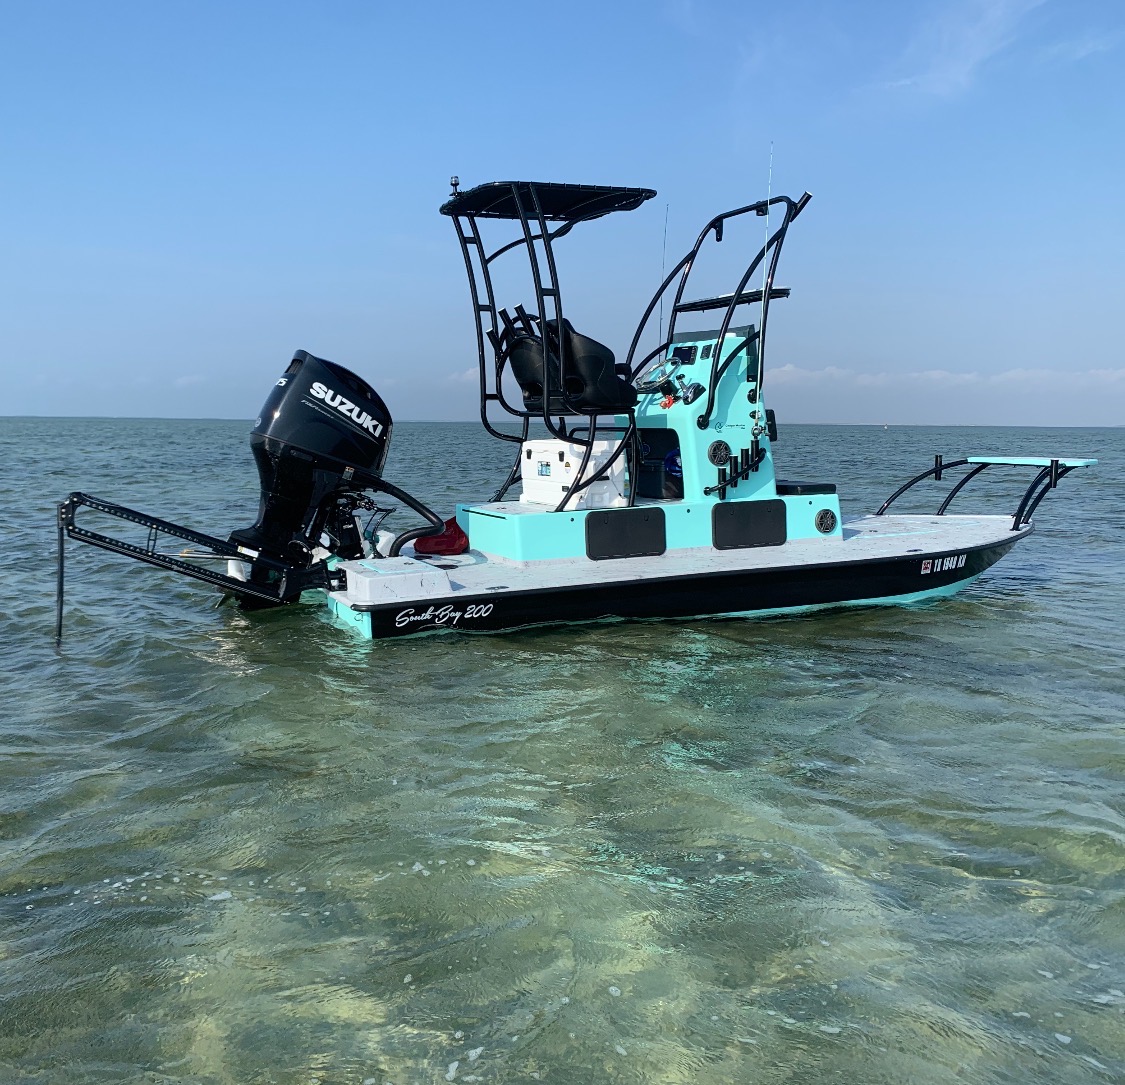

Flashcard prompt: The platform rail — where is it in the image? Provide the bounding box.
[875,456,1098,531]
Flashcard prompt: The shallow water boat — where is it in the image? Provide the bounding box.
[58,180,1095,639]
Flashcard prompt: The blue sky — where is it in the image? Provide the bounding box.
[3,0,1122,424]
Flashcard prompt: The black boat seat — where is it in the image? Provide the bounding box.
[507,317,637,414]
[775,480,837,496]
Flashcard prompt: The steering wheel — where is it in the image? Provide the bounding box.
[636,356,684,394]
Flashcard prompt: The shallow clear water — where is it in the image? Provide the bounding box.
[1,418,1123,1084]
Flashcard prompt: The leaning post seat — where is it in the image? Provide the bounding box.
[506,332,563,412]
[506,318,637,415]
[548,319,638,411]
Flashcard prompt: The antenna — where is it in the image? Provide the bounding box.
[657,202,669,350]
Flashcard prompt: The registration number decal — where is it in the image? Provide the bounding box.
[921,554,966,574]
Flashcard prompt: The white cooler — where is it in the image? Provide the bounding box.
[518,438,629,510]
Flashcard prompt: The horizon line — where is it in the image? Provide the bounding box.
[0,415,1118,429]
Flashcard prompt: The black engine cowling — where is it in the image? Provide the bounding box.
[229,350,393,565]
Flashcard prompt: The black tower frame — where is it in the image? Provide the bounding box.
[441,180,656,506]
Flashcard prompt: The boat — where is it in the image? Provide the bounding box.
[56,180,1096,640]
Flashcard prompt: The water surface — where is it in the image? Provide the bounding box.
[1,419,1122,1084]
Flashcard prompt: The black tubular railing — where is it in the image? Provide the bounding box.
[512,183,570,442]
[936,463,989,514]
[447,181,642,503]
[450,183,616,445]
[490,418,531,501]
[452,213,518,447]
[693,210,793,430]
[624,192,811,431]
[553,416,639,512]
[876,456,1083,531]
[1011,464,1077,530]
[877,456,971,514]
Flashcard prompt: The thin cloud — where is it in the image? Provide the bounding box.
[887,0,1046,96]
[1043,31,1119,64]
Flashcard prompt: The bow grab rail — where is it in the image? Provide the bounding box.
[876,456,1098,531]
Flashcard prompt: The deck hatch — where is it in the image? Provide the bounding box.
[585,507,666,561]
[712,499,787,549]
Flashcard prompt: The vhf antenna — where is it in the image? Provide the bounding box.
[657,202,669,350]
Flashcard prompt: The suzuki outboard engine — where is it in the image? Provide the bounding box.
[230,350,392,568]
[57,348,445,626]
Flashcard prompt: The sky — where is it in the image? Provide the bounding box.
[2,0,1122,425]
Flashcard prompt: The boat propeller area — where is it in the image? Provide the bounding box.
[55,180,1097,641]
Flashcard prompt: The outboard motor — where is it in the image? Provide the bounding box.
[57,350,445,631]
[230,350,393,567]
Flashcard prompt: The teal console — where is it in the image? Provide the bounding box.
[457,322,842,563]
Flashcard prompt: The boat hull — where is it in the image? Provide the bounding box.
[326,527,1022,640]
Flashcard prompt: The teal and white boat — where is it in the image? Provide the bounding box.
[57,181,1096,640]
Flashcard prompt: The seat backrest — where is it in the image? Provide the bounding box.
[500,315,637,415]
[507,333,551,402]
[546,320,637,411]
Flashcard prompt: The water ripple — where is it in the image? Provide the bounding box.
[1,420,1122,1083]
